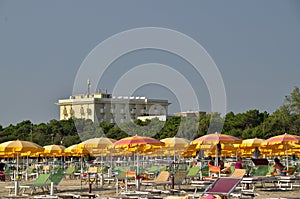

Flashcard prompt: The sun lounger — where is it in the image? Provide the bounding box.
[200,177,242,199]
[185,166,201,183]
[64,166,76,179]
[141,171,170,189]
[19,173,51,195]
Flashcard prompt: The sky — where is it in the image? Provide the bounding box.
[0,0,300,127]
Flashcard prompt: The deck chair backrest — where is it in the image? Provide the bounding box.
[251,158,269,166]
[230,169,246,178]
[205,177,241,196]
[174,171,186,184]
[49,168,65,185]
[33,173,51,185]
[186,166,201,178]
[209,165,221,176]
[116,171,126,180]
[155,171,170,182]
[126,170,136,179]
[65,167,76,175]
[147,165,159,173]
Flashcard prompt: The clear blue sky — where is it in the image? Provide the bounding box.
[0,0,300,127]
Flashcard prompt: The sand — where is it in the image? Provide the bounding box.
[0,178,300,199]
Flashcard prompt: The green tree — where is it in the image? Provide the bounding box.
[285,86,300,114]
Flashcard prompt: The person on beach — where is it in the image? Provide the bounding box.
[272,157,286,175]
[235,156,243,169]
[252,147,262,159]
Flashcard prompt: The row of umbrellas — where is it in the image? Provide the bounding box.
[1,133,300,159]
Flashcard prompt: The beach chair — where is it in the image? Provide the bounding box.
[200,177,242,199]
[18,173,51,195]
[141,171,170,189]
[123,170,137,192]
[145,165,160,179]
[230,169,246,178]
[208,165,221,178]
[115,171,127,195]
[43,168,65,193]
[168,170,187,192]
[25,166,38,180]
[185,166,201,183]
[64,166,76,179]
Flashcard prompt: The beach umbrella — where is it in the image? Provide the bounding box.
[43,144,66,156]
[265,133,300,169]
[64,144,90,156]
[0,140,43,195]
[238,138,265,158]
[161,137,189,163]
[161,137,190,149]
[79,137,116,187]
[239,138,265,148]
[79,137,116,156]
[114,135,164,177]
[190,132,242,166]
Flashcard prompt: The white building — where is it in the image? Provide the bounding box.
[56,91,170,124]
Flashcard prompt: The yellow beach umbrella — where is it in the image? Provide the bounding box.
[240,138,265,148]
[64,144,90,156]
[0,140,43,195]
[161,137,190,162]
[79,137,116,156]
[43,144,66,157]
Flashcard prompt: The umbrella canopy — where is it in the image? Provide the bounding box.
[64,144,90,156]
[265,133,300,145]
[191,132,242,148]
[43,145,66,156]
[114,135,164,152]
[161,137,190,149]
[114,135,164,176]
[190,132,242,166]
[265,133,300,169]
[79,137,116,156]
[0,140,43,153]
[239,138,265,149]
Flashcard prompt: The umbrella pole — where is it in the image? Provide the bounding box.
[286,144,289,170]
[101,150,104,188]
[26,155,29,181]
[215,147,218,167]
[15,153,19,196]
[136,150,140,191]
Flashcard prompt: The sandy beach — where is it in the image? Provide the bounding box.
[0,177,300,199]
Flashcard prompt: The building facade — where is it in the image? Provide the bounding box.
[56,92,170,124]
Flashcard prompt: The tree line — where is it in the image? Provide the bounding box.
[0,87,299,147]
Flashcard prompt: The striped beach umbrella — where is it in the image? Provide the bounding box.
[265,133,300,169]
[114,135,164,151]
[114,135,164,175]
[190,132,242,166]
